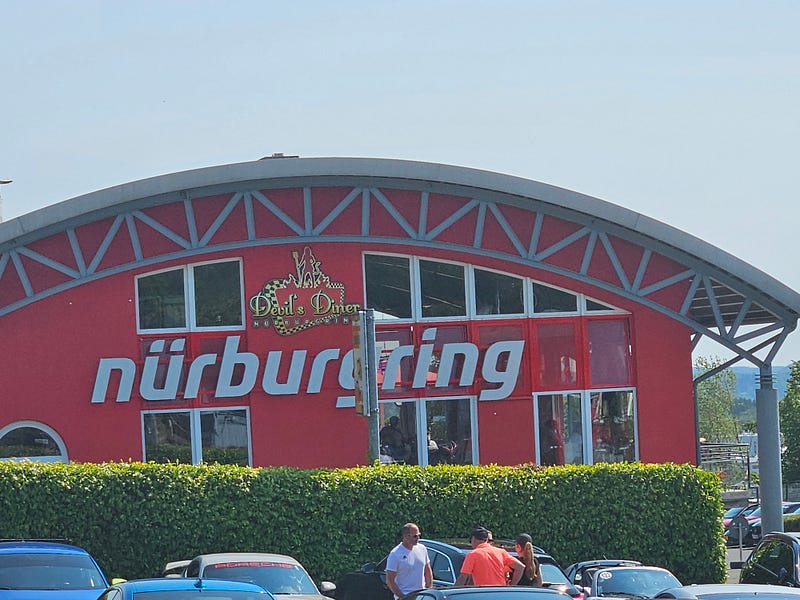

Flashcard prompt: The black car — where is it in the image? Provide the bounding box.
[334,539,582,600]
[563,560,643,592]
[403,586,571,600]
[737,531,800,586]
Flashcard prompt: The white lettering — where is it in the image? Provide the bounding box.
[90,335,525,405]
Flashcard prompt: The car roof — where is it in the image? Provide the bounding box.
[191,552,303,567]
[657,584,800,598]
[567,560,643,571]
[434,586,569,596]
[422,539,552,559]
[0,540,93,555]
[112,577,272,593]
[759,531,800,542]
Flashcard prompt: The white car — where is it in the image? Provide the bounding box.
[180,552,336,600]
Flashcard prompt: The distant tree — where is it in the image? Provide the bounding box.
[780,361,800,483]
[732,396,756,427]
[695,356,739,443]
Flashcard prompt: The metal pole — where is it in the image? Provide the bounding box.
[756,364,783,535]
[363,309,381,462]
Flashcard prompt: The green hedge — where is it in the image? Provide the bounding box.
[0,461,726,584]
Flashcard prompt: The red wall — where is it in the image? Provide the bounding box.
[0,238,696,467]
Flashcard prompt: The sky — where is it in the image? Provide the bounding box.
[1,1,798,365]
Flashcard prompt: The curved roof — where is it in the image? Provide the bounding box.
[1,156,798,367]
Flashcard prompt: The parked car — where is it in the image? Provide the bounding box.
[726,503,800,547]
[722,504,759,529]
[181,552,336,599]
[402,586,572,600]
[737,531,800,586]
[334,538,583,600]
[582,566,681,599]
[655,583,800,600]
[564,560,643,591]
[0,539,110,598]
[97,577,274,599]
[747,503,800,545]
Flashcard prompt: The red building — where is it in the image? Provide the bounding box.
[1,157,798,471]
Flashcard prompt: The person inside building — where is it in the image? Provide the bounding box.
[380,416,406,462]
[455,526,524,586]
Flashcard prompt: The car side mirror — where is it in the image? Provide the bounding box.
[361,562,378,574]
[320,581,337,596]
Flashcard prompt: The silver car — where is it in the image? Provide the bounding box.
[182,552,336,600]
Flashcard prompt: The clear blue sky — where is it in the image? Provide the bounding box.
[1,1,798,364]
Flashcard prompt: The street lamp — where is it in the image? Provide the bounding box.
[0,179,11,223]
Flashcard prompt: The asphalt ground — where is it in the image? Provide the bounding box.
[727,544,752,583]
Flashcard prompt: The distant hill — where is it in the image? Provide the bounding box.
[731,366,790,400]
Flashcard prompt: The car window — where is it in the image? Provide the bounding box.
[741,540,795,585]
[428,548,456,584]
[0,552,107,590]
[540,562,570,585]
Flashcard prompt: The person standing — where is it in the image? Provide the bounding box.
[455,527,524,586]
[514,533,543,587]
[386,523,433,598]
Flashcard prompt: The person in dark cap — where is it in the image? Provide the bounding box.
[515,533,542,586]
[380,415,406,461]
[455,527,524,586]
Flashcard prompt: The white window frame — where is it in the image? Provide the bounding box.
[0,420,69,463]
[136,258,245,334]
[141,406,252,465]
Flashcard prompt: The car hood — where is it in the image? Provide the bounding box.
[0,590,105,600]
[271,595,329,600]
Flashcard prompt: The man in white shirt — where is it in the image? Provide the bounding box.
[386,523,433,598]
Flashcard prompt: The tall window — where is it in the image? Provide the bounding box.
[474,268,524,315]
[143,408,250,465]
[136,259,243,332]
[590,390,637,463]
[536,393,583,465]
[420,260,466,318]
[365,254,412,319]
[588,319,632,386]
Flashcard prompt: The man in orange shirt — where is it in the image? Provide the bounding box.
[455,527,524,586]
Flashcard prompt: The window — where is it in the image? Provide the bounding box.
[143,408,250,465]
[378,396,476,466]
[136,259,243,332]
[590,390,636,463]
[420,260,466,318]
[536,393,583,465]
[0,422,67,463]
[365,254,412,319]
[474,268,524,315]
[533,282,578,313]
[588,319,632,386]
[535,321,579,389]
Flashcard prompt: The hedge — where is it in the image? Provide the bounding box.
[0,461,726,585]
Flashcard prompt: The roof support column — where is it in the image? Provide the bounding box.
[757,365,783,534]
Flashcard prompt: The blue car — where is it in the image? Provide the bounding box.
[0,539,109,599]
[97,577,275,599]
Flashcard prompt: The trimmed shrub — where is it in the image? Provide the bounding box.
[0,461,725,584]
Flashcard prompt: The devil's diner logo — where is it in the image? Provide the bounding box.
[248,247,361,335]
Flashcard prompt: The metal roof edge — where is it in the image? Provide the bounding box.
[2,156,798,315]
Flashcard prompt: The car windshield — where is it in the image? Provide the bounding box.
[203,562,319,595]
[134,593,268,599]
[0,552,106,590]
[595,569,680,599]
